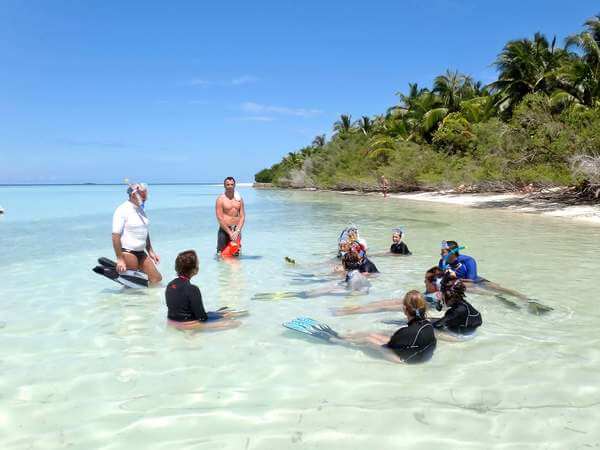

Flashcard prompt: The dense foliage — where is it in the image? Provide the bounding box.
[256,15,600,199]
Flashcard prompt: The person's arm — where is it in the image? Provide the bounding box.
[332,299,403,316]
[215,197,233,238]
[111,234,126,273]
[231,199,246,241]
[190,286,208,321]
[112,208,127,272]
[146,235,160,263]
[401,243,412,255]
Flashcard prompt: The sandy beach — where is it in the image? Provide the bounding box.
[255,184,600,226]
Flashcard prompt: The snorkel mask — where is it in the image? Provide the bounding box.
[440,241,465,270]
[126,180,148,210]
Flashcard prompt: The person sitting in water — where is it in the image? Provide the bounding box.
[253,251,370,301]
[331,266,444,316]
[438,240,480,282]
[285,291,436,364]
[112,183,162,284]
[390,229,411,255]
[346,226,367,257]
[437,240,552,313]
[433,273,482,335]
[166,250,247,330]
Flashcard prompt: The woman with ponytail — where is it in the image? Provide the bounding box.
[433,273,482,334]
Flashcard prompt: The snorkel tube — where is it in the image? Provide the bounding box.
[440,241,465,270]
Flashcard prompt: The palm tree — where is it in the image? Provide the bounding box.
[490,32,566,114]
[563,15,600,106]
[312,134,326,148]
[433,70,475,112]
[333,114,353,136]
[356,116,373,135]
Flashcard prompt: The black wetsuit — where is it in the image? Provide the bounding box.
[390,242,411,255]
[384,319,436,363]
[359,257,379,273]
[433,299,482,333]
[165,276,208,322]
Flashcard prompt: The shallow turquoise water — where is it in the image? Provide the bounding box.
[1,185,599,449]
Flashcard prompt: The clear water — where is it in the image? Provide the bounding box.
[1,185,599,449]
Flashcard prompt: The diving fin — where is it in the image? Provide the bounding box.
[527,300,553,315]
[282,317,340,342]
[494,294,521,310]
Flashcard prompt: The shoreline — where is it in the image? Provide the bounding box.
[252,183,600,225]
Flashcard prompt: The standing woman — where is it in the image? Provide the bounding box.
[111,183,162,284]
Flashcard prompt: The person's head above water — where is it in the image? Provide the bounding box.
[403,290,428,320]
[342,251,361,271]
[392,228,404,243]
[338,240,350,253]
[441,240,460,263]
[175,250,199,278]
[440,272,466,306]
[424,266,444,293]
[127,183,148,206]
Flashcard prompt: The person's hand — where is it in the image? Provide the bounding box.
[116,257,126,273]
[149,250,160,264]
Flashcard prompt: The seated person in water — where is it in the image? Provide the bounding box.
[390,228,411,255]
[438,240,550,312]
[289,291,436,364]
[439,240,481,282]
[433,273,482,334]
[332,266,444,316]
[166,250,247,330]
[253,251,370,301]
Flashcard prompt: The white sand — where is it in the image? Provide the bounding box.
[388,191,600,225]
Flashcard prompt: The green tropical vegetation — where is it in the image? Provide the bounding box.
[255,15,600,200]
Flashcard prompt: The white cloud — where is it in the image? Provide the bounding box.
[240,102,323,118]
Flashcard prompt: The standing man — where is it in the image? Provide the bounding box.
[215,177,246,255]
[380,175,389,198]
[112,183,162,284]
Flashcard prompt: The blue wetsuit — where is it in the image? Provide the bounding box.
[439,254,481,282]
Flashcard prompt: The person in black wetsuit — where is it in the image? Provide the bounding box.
[336,290,436,363]
[390,229,411,255]
[166,250,246,330]
[433,273,482,334]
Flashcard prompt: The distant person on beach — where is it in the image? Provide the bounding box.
[215,177,246,256]
[380,175,389,198]
[112,183,162,284]
[166,250,246,330]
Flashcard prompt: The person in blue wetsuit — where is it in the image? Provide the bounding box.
[438,240,481,282]
[166,250,247,330]
[436,240,552,313]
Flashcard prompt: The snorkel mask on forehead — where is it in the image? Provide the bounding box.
[392,227,405,238]
[440,240,465,270]
[125,179,148,210]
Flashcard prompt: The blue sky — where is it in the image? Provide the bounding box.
[0,0,598,184]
